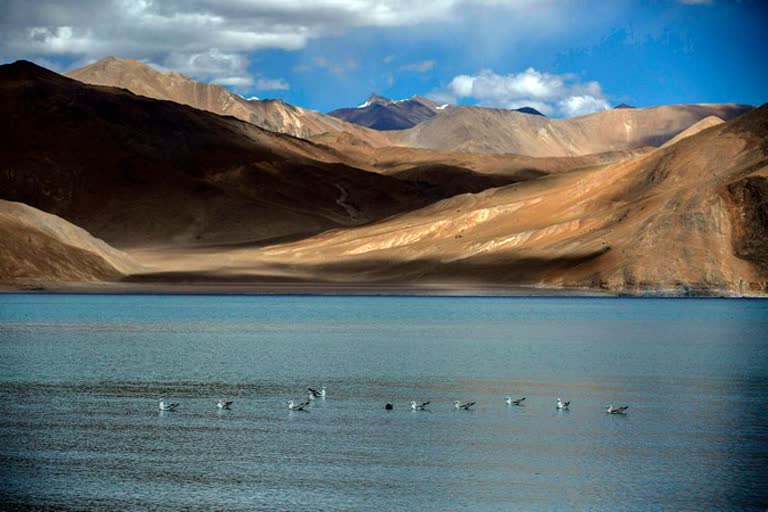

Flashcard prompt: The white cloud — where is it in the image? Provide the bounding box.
[165,48,250,84]
[434,68,611,117]
[293,56,359,75]
[254,77,289,90]
[213,76,254,87]
[399,60,435,73]
[558,95,610,117]
[1,1,571,85]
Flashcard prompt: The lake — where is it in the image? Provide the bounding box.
[0,294,766,511]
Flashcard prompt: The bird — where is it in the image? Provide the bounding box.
[288,400,309,411]
[454,400,476,410]
[159,400,179,412]
[320,387,326,399]
[556,398,570,410]
[411,401,430,410]
[308,387,322,399]
[606,405,629,415]
[217,400,233,410]
[385,403,394,410]
[506,396,526,406]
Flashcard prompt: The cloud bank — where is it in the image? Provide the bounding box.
[433,68,611,117]
[1,0,565,86]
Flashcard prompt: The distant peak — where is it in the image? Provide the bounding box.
[368,92,389,102]
[614,103,636,109]
[515,106,546,117]
[358,92,392,108]
[94,56,145,67]
[0,59,64,82]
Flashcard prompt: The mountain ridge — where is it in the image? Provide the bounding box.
[66,57,392,146]
[394,102,754,156]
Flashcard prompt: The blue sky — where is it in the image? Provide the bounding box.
[1,0,766,116]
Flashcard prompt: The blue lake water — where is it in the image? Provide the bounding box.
[0,294,766,511]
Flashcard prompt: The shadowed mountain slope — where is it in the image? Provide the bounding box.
[0,61,435,249]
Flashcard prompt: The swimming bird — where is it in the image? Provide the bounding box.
[454,400,476,410]
[217,400,233,410]
[308,387,322,399]
[288,400,309,411]
[159,400,179,412]
[320,387,326,399]
[411,401,430,410]
[606,405,629,415]
[506,396,526,406]
[556,398,570,410]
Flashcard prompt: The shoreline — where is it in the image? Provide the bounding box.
[0,280,763,298]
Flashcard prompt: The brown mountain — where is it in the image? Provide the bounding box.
[66,57,391,146]
[0,60,436,251]
[660,115,724,148]
[239,104,768,295]
[0,200,139,284]
[394,103,753,157]
[2,59,765,295]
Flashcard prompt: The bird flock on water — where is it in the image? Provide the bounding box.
[158,388,629,415]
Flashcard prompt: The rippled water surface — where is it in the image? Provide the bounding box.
[1,294,767,511]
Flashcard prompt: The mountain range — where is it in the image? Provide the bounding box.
[328,92,546,131]
[1,58,765,295]
[66,57,391,146]
[328,93,443,130]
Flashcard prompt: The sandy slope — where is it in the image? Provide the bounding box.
[209,105,768,295]
[0,200,139,283]
[395,104,753,157]
[660,116,724,148]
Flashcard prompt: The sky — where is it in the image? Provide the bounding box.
[1,0,766,117]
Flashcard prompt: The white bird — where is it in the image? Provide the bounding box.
[288,400,309,411]
[606,405,629,415]
[506,396,526,406]
[217,400,233,410]
[556,398,570,410]
[320,387,326,399]
[411,401,430,410]
[454,400,476,410]
[159,400,179,412]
